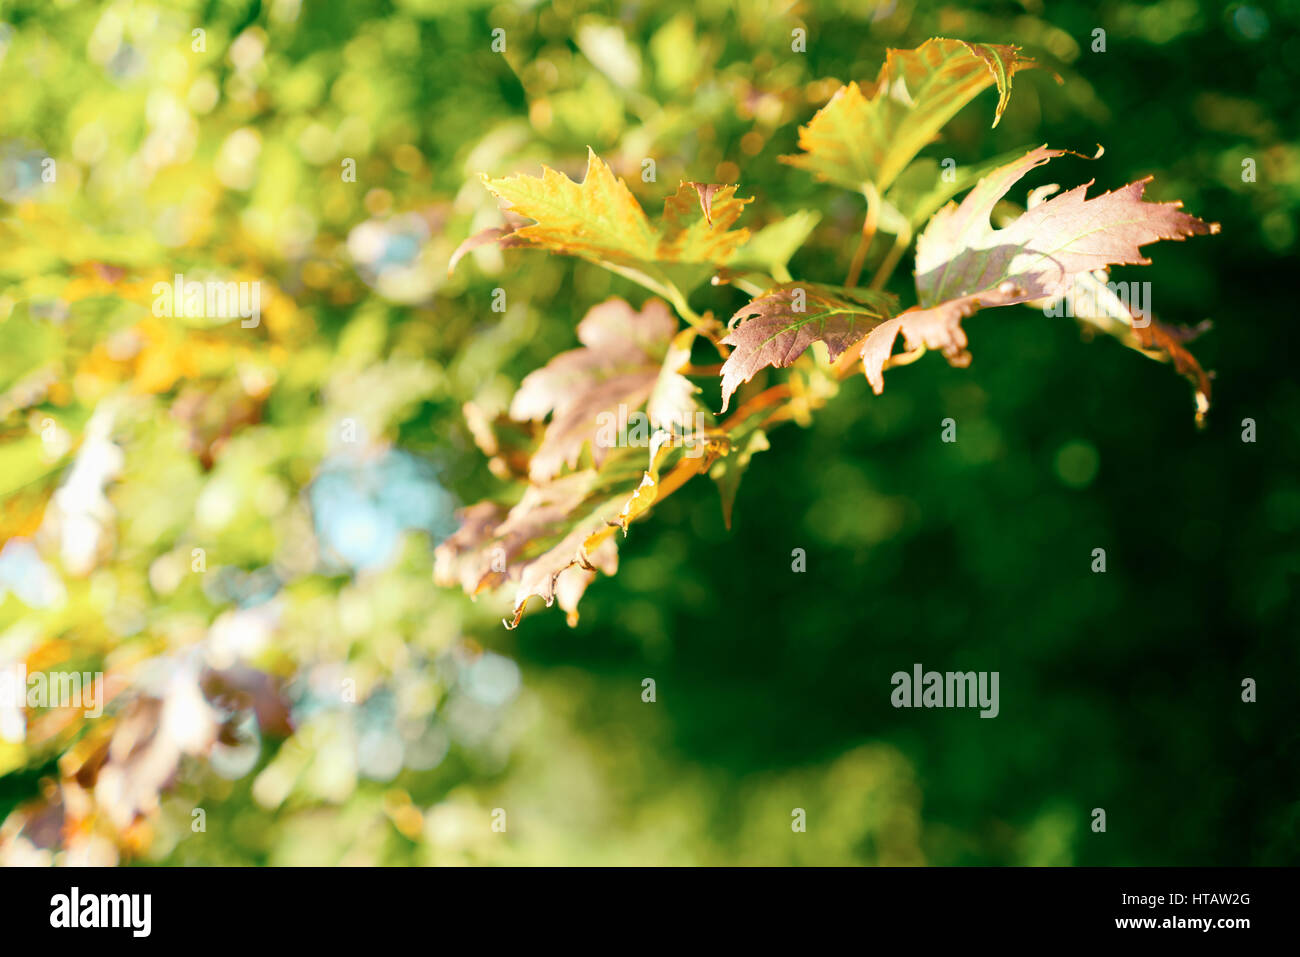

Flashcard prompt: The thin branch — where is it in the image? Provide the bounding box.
[598,259,712,335]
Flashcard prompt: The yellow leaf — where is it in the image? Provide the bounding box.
[481,149,750,268]
[782,39,1035,194]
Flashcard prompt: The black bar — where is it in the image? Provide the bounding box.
[0,866,1282,943]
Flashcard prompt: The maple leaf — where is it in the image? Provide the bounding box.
[658,180,751,262]
[854,299,983,394]
[434,435,724,627]
[782,39,1036,194]
[476,149,751,270]
[28,664,291,837]
[846,145,1218,393]
[509,298,699,481]
[460,399,541,480]
[915,145,1219,306]
[718,283,896,411]
[646,326,704,436]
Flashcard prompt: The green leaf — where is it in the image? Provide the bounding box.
[727,210,822,279]
[781,39,1035,195]
[710,427,769,529]
[878,148,1031,236]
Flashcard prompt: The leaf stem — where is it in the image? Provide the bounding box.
[829,345,863,378]
[731,276,767,297]
[720,383,794,431]
[844,182,880,289]
[598,259,714,335]
[653,456,710,502]
[664,286,709,331]
[869,217,911,290]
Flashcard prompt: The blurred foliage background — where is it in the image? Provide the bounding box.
[0,0,1297,865]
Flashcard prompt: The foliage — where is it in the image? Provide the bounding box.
[438,40,1218,629]
[0,0,1294,868]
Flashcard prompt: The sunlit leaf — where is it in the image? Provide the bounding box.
[509,297,699,481]
[719,283,896,410]
[434,434,724,628]
[479,149,751,269]
[848,145,1218,394]
[782,39,1036,194]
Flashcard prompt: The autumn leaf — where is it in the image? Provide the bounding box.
[719,283,896,411]
[461,399,541,481]
[844,145,1218,394]
[509,297,700,481]
[916,145,1218,306]
[549,537,621,628]
[658,180,751,262]
[646,326,705,436]
[434,435,724,627]
[853,298,983,394]
[782,39,1035,194]
[436,44,1226,636]
[1133,317,1213,420]
[476,149,751,270]
[25,664,291,836]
